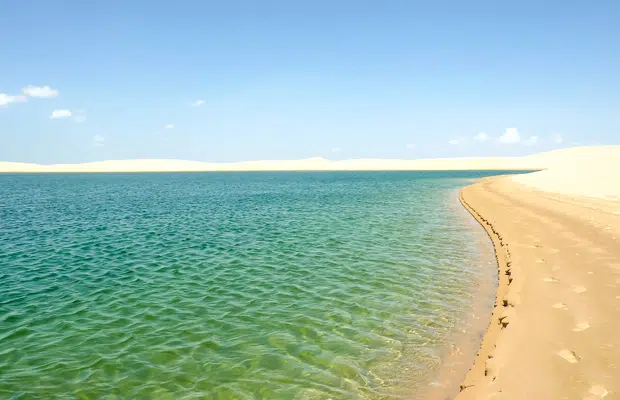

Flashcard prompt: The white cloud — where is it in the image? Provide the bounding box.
[22,85,59,98]
[449,138,464,145]
[474,132,488,142]
[50,109,72,119]
[406,143,415,149]
[0,93,27,107]
[497,127,521,144]
[165,124,175,129]
[1,84,57,107]
[331,147,341,153]
[552,133,564,144]
[93,135,105,147]
[192,99,205,107]
[523,136,539,146]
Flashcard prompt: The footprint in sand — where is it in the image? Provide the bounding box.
[557,349,580,363]
[573,322,591,332]
[552,303,568,310]
[584,385,609,399]
[573,286,588,294]
[536,259,546,264]
[543,277,559,283]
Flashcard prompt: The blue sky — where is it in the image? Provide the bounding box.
[1,1,618,163]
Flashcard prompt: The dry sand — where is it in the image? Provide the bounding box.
[456,148,620,399]
[1,145,617,173]
[0,146,616,173]
[0,156,538,172]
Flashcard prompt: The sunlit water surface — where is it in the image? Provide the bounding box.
[0,171,520,399]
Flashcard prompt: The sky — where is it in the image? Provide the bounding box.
[1,1,619,164]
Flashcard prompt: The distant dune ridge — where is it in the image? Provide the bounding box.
[1,147,619,197]
[0,157,535,173]
[511,146,620,200]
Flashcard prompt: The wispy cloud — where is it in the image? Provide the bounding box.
[406,143,415,149]
[331,147,341,153]
[192,99,205,107]
[449,138,464,145]
[523,136,539,146]
[0,93,27,107]
[497,128,520,144]
[50,109,72,119]
[474,132,488,142]
[23,85,59,98]
[552,133,564,144]
[164,124,175,129]
[93,135,105,147]
[1,84,58,107]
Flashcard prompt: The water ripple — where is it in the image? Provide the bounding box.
[0,171,503,399]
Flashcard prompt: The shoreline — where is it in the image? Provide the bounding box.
[455,178,514,397]
[454,175,620,399]
[0,167,543,175]
[422,189,499,400]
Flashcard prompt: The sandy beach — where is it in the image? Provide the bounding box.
[456,157,620,399]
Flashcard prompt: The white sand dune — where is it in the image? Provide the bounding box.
[0,156,534,172]
[1,146,618,176]
[512,145,620,200]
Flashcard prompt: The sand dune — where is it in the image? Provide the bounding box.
[2,146,617,173]
[511,146,620,199]
[512,166,620,200]
[0,157,533,173]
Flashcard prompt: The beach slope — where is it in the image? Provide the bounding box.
[457,147,620,399]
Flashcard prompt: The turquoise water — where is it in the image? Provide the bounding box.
[1,171,512,399]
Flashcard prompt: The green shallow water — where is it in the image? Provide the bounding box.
[0,171,519,399]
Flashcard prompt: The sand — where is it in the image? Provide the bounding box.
[0,157,535,172]
[456,148,620,399]
[0,145,616,172]
[2,145,617,173]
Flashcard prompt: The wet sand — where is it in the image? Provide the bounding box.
[456,176,620,399]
